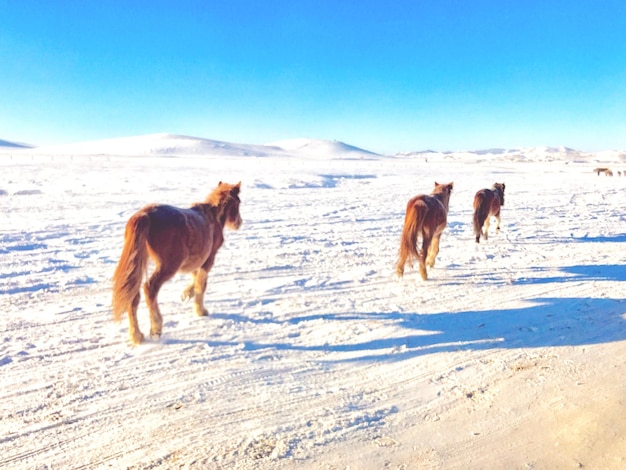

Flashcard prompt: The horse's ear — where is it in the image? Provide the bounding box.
[218,181,223,186]
[231,182,241,196]
[449,182,454,190]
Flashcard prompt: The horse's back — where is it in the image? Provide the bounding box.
[409,193,444,210]
[485,189,501,215]
[138,204,216,265]
[137,204,189,230]
[409,194,447,233]
[474,189,499,213]
[473,189,488,208]
[425,194,448,220]
[139,204,215,235]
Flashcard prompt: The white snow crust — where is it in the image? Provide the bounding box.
[1,134,625,469]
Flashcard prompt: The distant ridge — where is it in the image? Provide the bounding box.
[3,133,625,163]
[0,139,34,149]
[394,146,626,164]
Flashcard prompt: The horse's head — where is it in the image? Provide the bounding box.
[223,181,242,230]
[433,181,454,209]
[209,181,243,230]
[493,182,505,206]
[433,181,454,190]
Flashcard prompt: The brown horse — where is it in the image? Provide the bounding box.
[396,182,454,280]
[112,181,242,344]
[473,182,505,243]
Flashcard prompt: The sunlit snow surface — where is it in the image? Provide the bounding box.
[1,138,625,468]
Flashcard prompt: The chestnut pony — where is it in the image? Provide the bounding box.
[112,182,242,344]
[396,182,454,280]
[473,182,505,243]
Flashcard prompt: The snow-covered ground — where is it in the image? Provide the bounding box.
[1,135,625,469]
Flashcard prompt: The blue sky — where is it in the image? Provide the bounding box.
[1,0,625,153]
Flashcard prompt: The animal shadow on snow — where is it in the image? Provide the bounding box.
[513,263,626,284]
[206,301,625,363]
[242,296,626,363]
[571,233,626,244]
[166,263,625,361]
[209,263,626,361]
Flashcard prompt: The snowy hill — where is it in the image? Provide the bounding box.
[265,137,380,158]
[11,133,380,159]
[19,133,279,158]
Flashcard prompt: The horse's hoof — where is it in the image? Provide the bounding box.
[131,331,145,345]
[195,307,209,317]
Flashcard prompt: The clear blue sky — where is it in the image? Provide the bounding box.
[2,0,625,153]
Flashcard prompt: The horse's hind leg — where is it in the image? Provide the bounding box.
[396,252,408,277]
[483,217,491,240]
[419,236,432,280]
[127,293,144,345]
[426,235,441,268]
[144,264,178,337]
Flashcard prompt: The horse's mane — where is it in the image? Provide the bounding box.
[205,182,240,207]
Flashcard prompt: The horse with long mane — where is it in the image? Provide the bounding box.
[473,182,505,243]
[112,181,242,344]
[396,182,454,280]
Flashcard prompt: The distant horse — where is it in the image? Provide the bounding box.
[593,167,613,176]
[396,182,454,280]
[473,183,505,243]
[112,182,242,344]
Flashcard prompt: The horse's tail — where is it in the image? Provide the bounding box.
[112,213,150,322]
[473,191,488,243]
[397,199,427,276]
